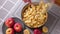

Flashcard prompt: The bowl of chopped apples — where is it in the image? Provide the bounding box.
[21,1,49,28]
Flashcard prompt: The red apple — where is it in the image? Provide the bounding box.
[6,28,14,34]
[5,18,15,27]
[23,0,31,3]
[14,23,22,32]
[34,29,42,34]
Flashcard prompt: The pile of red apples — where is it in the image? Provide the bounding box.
[5,18,22,34]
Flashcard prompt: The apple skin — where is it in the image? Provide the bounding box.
[5,18,15,27]
[14,23,22,32]
[6,28,14,34]
[34,29,42,34]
